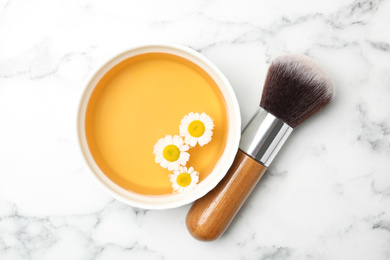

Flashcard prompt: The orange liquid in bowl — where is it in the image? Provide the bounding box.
[85,52,228,195]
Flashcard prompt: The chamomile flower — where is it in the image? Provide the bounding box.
[153,135,190,171]
[179,112,214,147]
[170,166,199,194]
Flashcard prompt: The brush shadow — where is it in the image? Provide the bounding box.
[218,133,303,239]
[219,168,274,239]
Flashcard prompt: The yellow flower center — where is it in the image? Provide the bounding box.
[188,120,205,137]
[177,173,191,187]
[163,145,180,162]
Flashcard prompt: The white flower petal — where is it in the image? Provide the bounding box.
[154,142,163,151]
[181,152,190,161]
[205,120,214,130]
[189,137,197,147]
[172,135,180,146]
[154,138,166,153]
[160,160,168,169]
[177,137,185,147]
[178,153,189,165]
[205,129,213,136]
[192,177,199,184]
[170,177,177,187]
[155,154,163,163]
[200,112,207,121]
[167,162,178,171]
[181,116,191,125]
[179,125,188,136]
[180,144,189,151]
[165,135,173,144]
[199,135,212,146]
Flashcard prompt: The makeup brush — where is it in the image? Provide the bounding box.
[186,54,334,241]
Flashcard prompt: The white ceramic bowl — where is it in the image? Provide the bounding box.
[77,44,241,209]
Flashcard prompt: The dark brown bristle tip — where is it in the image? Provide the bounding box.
[260,54,334,128]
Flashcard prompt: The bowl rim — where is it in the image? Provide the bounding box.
[77,43,241,209]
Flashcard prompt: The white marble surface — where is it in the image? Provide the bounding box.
[1,0,390,259]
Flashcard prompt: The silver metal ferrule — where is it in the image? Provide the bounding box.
[239,107,293,167]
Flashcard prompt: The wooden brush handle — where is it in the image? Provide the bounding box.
[186,149,267,241]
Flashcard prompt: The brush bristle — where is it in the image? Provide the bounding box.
[260,54,334,128]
